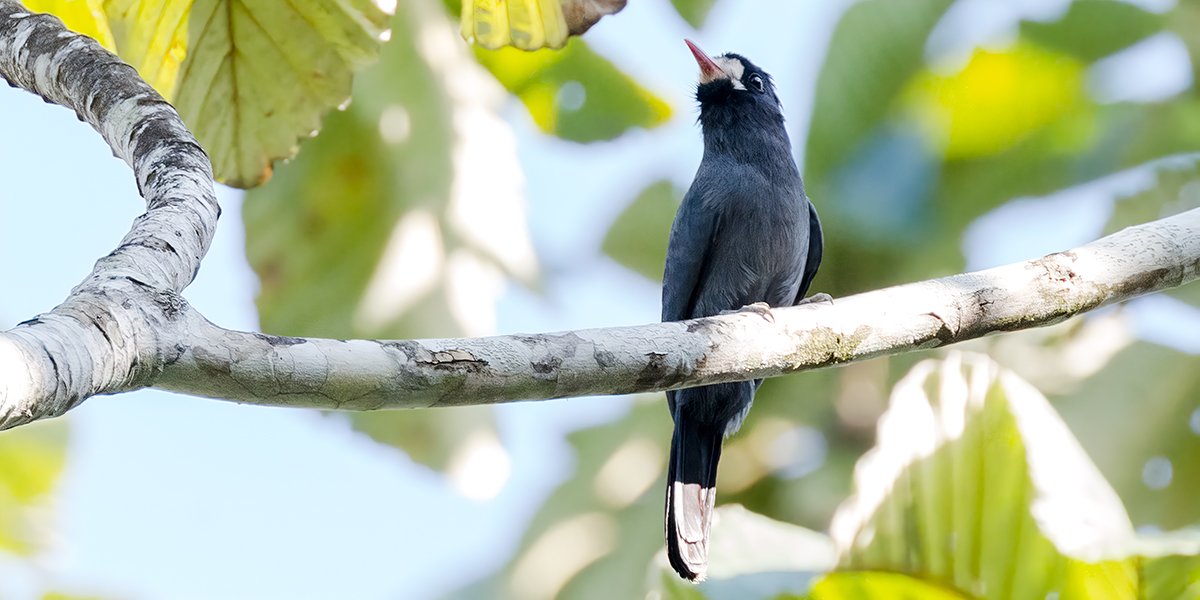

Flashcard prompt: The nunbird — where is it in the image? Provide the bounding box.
[662,40,824,582]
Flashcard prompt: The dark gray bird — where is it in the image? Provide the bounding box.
[662,40,824,582]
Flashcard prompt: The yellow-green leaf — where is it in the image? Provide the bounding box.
[831,352,1135,598]
[462,0,567,51]
[101,0,190,97]
[830,352,1200,600]
[809,572,969,600]
[0,418,67,503]
[41,593,113,600]
[19,0,117,51]
[29,0,388,188]
[175,0,388,187]
[0,419,68,556]
[905,44,1085,160]
[475,39,672,142]
[460,0,622,50]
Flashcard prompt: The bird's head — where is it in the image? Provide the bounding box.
[685,40,780,114]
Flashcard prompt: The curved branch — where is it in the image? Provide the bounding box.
[149,206,1199,410]
[0,1,218,427]
[2,0,1199,432]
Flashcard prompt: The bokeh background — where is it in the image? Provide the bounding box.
[4,0,1200,598]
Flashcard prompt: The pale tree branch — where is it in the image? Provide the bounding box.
[149,208,1200,410]
[0,1,218,427]
[2,0,1199,432]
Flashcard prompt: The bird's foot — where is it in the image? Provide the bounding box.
[720,302,775,324]
[796,292,833,307]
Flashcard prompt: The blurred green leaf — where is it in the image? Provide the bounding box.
[0,419,68,555]
[1101,157,1200,307]
[1144,553,1200,600]
[661,572,710,600]
[814,41,1092,291]
[804,0,1200,301]
[1020,0,1165,62]
[245,103,408,338]
[1052,342,1200,530]
[346,405,496,472]
[1166,1,1200,90]
[669,0,718,29]
[718,365,855,532]
[1103,158,1200,236]
[1119,102,1200,169]
[803,0,953,297]
[804,0,954,184]
[0,419,67,502]
[245,0,475,341]
[808,572,968,600]
[447,398,673,600]
[245,1,526,470]
[602,180,679,281]
[475,39,672,142]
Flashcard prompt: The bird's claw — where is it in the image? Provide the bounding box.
[720,302,775,323]
[796,292,833,307]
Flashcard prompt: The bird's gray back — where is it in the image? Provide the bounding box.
[684,159,810,319]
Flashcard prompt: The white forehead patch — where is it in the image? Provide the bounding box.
[713,56,746,90]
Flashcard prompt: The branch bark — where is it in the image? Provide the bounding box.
[0,2,218,427]
[2,1,1199,431]
[149,210,1200,410]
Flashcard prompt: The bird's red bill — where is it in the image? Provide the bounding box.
[685,39,724,84]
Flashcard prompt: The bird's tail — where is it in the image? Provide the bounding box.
[665,417,724,582]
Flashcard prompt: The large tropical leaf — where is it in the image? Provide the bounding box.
[101,0,191,97]
[27,0,388,187]
[175,0,388,187]
[831,352,1200,600]
[19,0,117,50]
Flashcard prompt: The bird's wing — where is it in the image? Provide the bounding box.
[794,200,823,304]
[662,192,719,323]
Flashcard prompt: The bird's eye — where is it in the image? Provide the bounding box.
[748,73,765,92]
